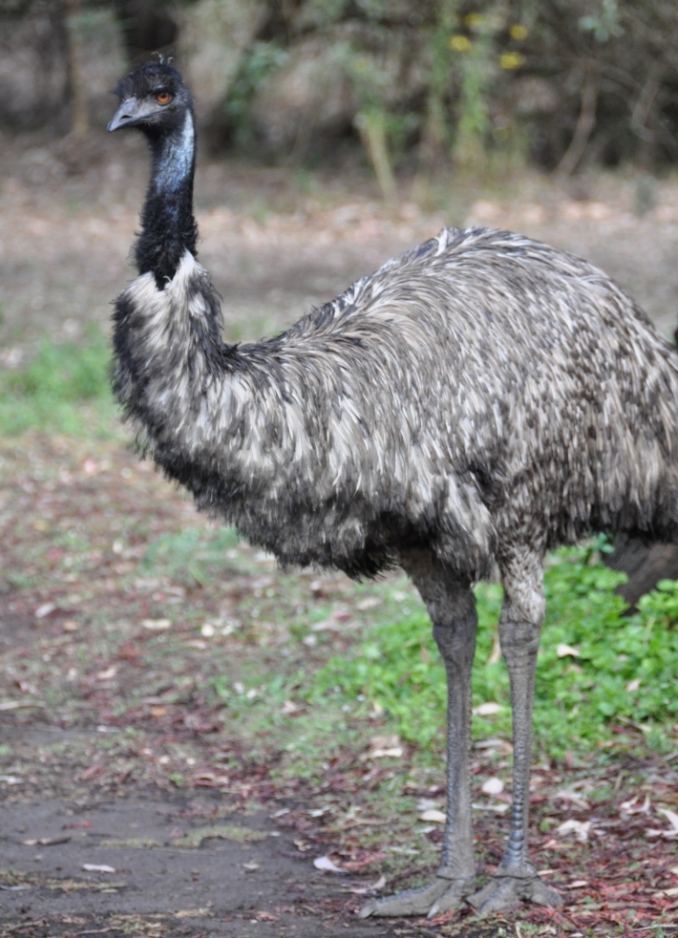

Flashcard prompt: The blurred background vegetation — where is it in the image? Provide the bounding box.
[2,0,678,194]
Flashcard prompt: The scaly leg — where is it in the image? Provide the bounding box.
[360,550,477,918]
[469,550,562,915]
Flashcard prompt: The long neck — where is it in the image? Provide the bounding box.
[136,110,198,288]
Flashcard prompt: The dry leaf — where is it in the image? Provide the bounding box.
[481,777,504,796]
[657,807,678,832]
[556,643,580,658]
[348,874,387,895]
[554,789,590,810]
[620,794,651,816]
[96,666,117,681]
[313,856,345,873]
[419,809,446,824]
[141,618,171,631]
[556,819,591,842]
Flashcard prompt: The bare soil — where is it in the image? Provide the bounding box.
[2,131,678,936]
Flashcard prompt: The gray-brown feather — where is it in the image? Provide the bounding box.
[112,225,678,580]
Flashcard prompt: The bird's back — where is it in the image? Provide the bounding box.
[268,227,678,563]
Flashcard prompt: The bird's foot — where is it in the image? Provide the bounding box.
[468,870,563,916]
[359,875,473,919]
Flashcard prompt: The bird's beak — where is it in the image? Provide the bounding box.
[107,97,141,132]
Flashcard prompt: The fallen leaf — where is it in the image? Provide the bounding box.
[556,643,580,658]
[481,777,504,796]
[141,618,172,631]
[369,734,400,749]
[362,734,403,760]
[96,666,117,681]
[568,879,588,888]
[556,819,591,843]
[473,702,503,715]
[473,738,512,752]
[472,801,509,813]
[419,809,447,824]
[356,596,381,610]
[620,794,651,816]
[626,678,641,692]
[82,864,116,873]
[0,701,44,711]
[243,860,260,872]
[657,807,678,833]
[348,874,387,895]
[554,789,590,810]
[35,603,55,619]
[21,836,70,847]
[314,856,345,873]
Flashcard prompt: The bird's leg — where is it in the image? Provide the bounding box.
[469,552,562,916]
[360,551,477,919]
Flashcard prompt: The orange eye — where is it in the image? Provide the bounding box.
[156,92,171,105]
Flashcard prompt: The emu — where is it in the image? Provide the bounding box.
[108,62,678,918]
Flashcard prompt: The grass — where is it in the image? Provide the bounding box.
[200,545,678,769]
[300,548,678,761]
[0,328,117,436]
[142,528,243,588]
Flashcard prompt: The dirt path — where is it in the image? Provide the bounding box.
[0,789,386,937]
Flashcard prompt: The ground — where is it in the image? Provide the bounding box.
[2,131,678,937]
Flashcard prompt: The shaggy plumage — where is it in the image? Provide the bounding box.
[109,63,678,918]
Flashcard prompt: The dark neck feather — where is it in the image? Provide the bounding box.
[136,110,198,288]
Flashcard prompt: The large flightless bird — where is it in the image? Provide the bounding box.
[108,62,678,917]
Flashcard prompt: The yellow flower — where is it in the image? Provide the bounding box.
[500,51,525,70]
[450,34,471,52]
[465,13,484,29]
[509,23,528,41]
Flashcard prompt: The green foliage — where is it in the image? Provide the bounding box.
[225,41,289,149]
[0,328,116,436]
[306,549,678,760]
[579,0,624,42]
[142,527,241,588]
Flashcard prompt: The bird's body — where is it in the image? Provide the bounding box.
[109,63,678,918]
[115,228,678,578]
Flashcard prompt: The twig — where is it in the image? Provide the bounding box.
[555,70,599,177]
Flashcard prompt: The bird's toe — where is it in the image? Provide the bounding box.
[359,876,471,918]
[468,873,563,917]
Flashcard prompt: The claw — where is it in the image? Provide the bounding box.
[359,876,473,919]
[468,873,563,917]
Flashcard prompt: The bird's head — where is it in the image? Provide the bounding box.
[108,62,192,135]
